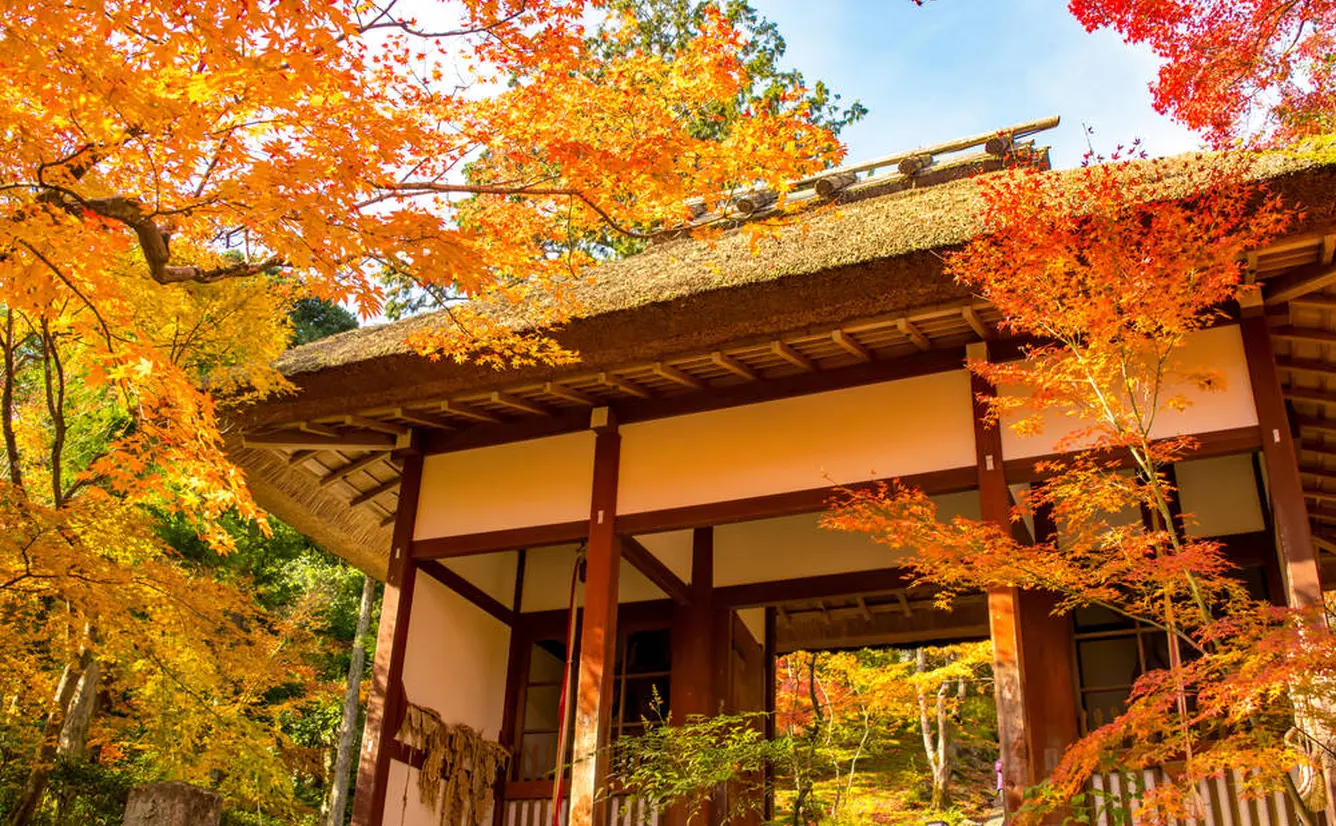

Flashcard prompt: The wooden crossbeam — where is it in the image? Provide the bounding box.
[1271,325,1336,345]
[244,430,396,451]
[299,421,343,438]
[962,306,993,340]
[599,372,652,399]
[898,318,931,351]
[1284,386,1336,407]
[1265,262,1336,305]
[349,477,400,507]
[1300,440,1336,462]
[392,407,455,429]
[544,382,597,406]
[286,449,316,466]
[319,453,385,488]
[652,362,704,391]
[1297,415,1336,436]
[342,415,409,436]
[1305,487,1336,504]
[857,597,872,621]
[1291,295,1336,311]
[619,535,691,606]
[1276,356,1336,377]
[1313,529,1336,555]
[896,592,913,617]
[379,512,396,528]
[831,330,872,362]
[440,400,502,424]
[490,391,549,417]
[418,560,515,626]
[770,340,815,371]
[710,351,758,381]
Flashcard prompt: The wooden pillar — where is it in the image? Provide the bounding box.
[668,527,715,826]
[970,344,1030,816]
[353,436,424,826]
[1239,301,1324,607]
[1240,296,1336,825]
[493,551,528,826]
[762,607,777,824]
[569,411,621,826]
[1022,501,1080,782]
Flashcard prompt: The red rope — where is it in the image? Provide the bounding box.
[550,549,584,826]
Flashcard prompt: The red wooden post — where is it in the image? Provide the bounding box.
[569,412,622,826]
[1239,301,1324,606]
[353,436,424,826]
[667,527,715,826]
[969,344,1031,816]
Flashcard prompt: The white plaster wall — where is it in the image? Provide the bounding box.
[1001,325,1258,460]
[385,574,510,826]
[618,371,976,514]
[713,512,908,587]
[1176,453,1265,537]
[401,575,510,735]
[415,432,596,539]
[518,542,668,612]
[443,550,519,607]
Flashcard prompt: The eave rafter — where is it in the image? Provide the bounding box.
[246,299,1002,518]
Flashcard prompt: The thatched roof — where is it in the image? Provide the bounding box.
[230,145,1336,578]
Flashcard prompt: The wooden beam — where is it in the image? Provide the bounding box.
[392,408,455,430]
[599,372,652,399]
[710,350,758,381]
[669,528,715,818]
[412,520,589,559]
[349,477,400,507]
[1292,295,1336,312]
[962,306,993,340]
[1276,356,1336,377]
[319,453,385,488]
[440,400,502,424]
[1240,308,1325,607]
[299,421,343,438]
[898,317,931,351]
[1285,386,1336,407]
[1271,325,1336,345]
[569,423,621,826]
[620,534,691,606]
[286,449,316,466]
[243,430,396,451]
[544,381,597,406]
[1297,415,1336,437]
[652,362,705,391]
[714,567,914,608]
[770,340,815,372]
[831,330,872,362]
[1265,261,1336,305]
[417,559,515,626]
[490,391,550,417]
[896,591,912,617]
[355,437,424,826]
[343,415,410,437]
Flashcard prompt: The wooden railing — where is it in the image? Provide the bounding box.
[500,784,661,826]
[1089,769,1305,826]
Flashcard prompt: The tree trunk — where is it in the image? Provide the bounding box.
[56,659,100,759]
[7,632,96,826]
[325,575,376,826]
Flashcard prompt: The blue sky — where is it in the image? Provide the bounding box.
[752,0,1203,169]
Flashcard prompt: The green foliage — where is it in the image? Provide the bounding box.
[593,0,866,141]
[289,297,358,346]
[612,709,791,824]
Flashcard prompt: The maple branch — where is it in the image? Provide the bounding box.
[40,320,67,509]
[383,181,655,239]
[358,0,529,38]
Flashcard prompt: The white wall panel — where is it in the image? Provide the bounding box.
[415,432,595,539]
[519,543,668,612]
[618,371,976,515]
[1001,325,1257,460]
[1175,453,1265,537]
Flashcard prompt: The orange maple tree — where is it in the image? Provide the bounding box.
[0,1,838,821]
[825,151,1336,825]
[1067,0,1336,145]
